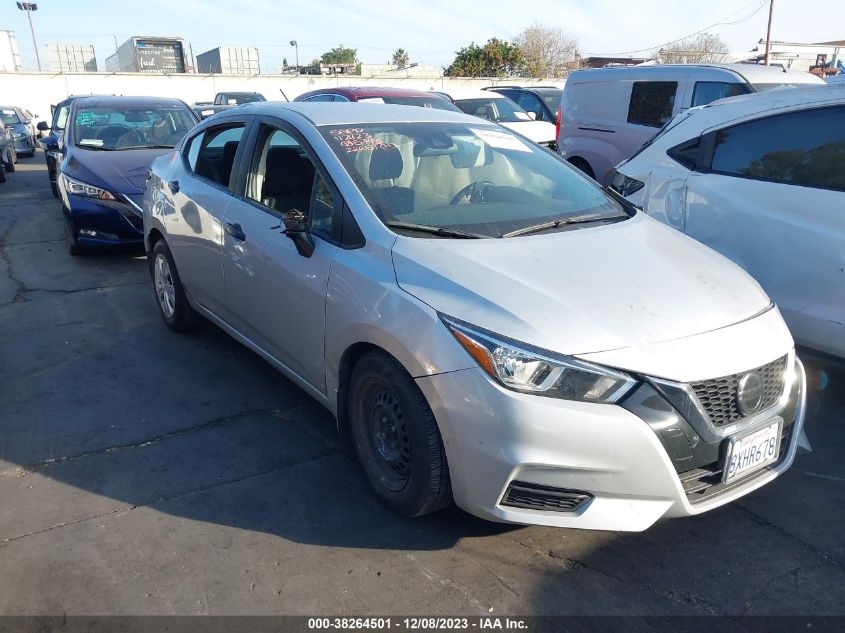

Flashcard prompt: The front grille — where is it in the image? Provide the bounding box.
[691,356,787,427]
[682,422,793,503]
[501,481,592,513]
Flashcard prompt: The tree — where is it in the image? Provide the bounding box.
[282,57,288,69]
[514,23,580,78]
[657,33,730,64]
[445,38,523,77]
[320,45,358,65]
[392,48,410,67]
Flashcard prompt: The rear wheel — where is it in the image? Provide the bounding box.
[50,178,59,198]
[0,161,6,184]
[5,147,15,172]
[349,351,452,517]
[151,239,200,332]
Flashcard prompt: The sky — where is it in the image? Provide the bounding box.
[3,0,845,72]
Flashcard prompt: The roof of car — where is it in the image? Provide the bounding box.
[640,83,845,148]
[569,63,825,86]
[236,101,484,125]
[73,95,191,108]
[296,86,448,100]
[440,89,509,100]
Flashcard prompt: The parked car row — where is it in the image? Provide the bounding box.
[0,105,40,184]
[32,68,838,532]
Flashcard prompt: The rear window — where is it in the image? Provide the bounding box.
[627,81,678,127]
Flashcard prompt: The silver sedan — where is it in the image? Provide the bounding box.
[143,103,804,531]
[0,106,38,157]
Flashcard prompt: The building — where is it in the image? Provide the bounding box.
[105,36,187,73]
[733,40,843,74]
[0,30,22,72]
[196,47,259,75]
[359,63,442,78]
[580,56,650,68]
[47,44,97,73]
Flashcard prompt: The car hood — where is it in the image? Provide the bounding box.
[65,147,172,194]
[392,213,773,357]
[499,120,556,144]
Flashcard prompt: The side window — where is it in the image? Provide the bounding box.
[246,126,317,214]
[333,94,350,102]
[304,94,335,102]
[310,176,334,238]
[54,105,70,130]
[627,81,678,127]
[710,106,845,190]
[184,124,245,188]
[517,93,545,120]
[691,82,750,107]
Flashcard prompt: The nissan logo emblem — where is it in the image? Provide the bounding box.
[737,371,765,416]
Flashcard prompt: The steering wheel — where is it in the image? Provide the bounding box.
[95,125,130,145]
[449,180,496,205]
[115,128,146,148]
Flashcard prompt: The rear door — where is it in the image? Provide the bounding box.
[164,118,251,317]
[220,117,342,392]
[685,105,845,355]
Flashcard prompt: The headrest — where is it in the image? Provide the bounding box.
[369,146,403,181]
[263,147,310,196]
[223,140,239,164]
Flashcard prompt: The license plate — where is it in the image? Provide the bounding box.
[724,421,781,484]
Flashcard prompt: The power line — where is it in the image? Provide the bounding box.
[585,0,767,57]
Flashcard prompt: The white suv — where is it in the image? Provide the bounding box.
[611,85,845,358]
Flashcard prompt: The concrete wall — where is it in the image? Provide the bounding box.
[0,71,561,123]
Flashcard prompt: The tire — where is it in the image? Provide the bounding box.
[150,239,200,332]
[4,148,15,172]
[64,214,82,255]
[10,145,17,164]
[50,179,59,198]
[349,351,452,517]
[0,161,5,184]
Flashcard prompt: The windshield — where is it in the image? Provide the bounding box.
[370,96,461,112]
[321,122,626,238]
[539,93,562,114]
[72,104,197,150]
[453,98,533,123]
[0,109,21,125]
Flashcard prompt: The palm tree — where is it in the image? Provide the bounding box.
[392,48,410,68]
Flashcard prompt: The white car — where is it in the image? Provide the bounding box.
[610,84,845,358]
[441,89,557,149]
[559,64,826,183]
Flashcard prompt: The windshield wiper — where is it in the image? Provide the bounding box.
[500,213,623,238]
[119,145,175,150]
[385,221,485,239]
[77,144,115,151]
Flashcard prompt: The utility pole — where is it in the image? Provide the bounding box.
[16,2,41,71]
[764,0,775,65]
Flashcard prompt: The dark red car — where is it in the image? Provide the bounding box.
[293,86,461,111]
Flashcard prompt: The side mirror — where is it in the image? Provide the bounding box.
[527,111,537,120]
[283,209,315,257]
[36,121,49,131]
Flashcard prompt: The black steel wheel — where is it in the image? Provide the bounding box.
[349,351,452,517]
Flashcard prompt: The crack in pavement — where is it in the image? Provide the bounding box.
[0,217,27,304]
[498,534,720,615]
[739,562,826,615]
[3,404,315,477]
[405,553,490,614]
[0,451,338,545]
[0,280,149,309]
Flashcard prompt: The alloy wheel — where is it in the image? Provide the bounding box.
[154,253,176,318]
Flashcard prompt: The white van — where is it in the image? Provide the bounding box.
[558,64,825,183]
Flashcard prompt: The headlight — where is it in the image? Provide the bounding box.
[441,316,637,403]
[61,174,118,201]
[609,169,645,197]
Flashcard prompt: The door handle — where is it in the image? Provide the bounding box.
[168,180,180,193]
[225,222,246,241]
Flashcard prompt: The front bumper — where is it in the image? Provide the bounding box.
[13,135,34,154]
[63,193,144,248]
[416,358,805,532]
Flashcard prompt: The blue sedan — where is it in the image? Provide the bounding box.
[53,96,198,254]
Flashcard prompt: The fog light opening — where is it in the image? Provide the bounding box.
[79,228,98,237]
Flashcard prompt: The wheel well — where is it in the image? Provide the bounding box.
[146,228,164,254]
[567,156,596,179]
[335,342,386,446]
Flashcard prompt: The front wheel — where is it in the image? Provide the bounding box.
[64,214,82,255]
[151,239,200,332]
[349,351,452,517]
[5,147,16,172]
[0,161,5,184]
